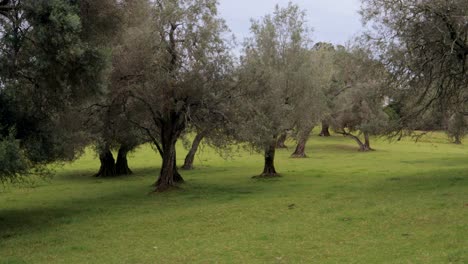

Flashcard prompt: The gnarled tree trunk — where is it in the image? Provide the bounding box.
[115,145,132,175]
[337,129,372,152]
[95,148,116,177]
[156,141,177,191]
[347,132,371,152]
[291,127,313,158]
[173,149,184,183]
[276,132,287,148]
[364,132,372,151]
[319,120,331,137]
[155,119,185,192]
[182,132,205,170]
[260,139,278,177]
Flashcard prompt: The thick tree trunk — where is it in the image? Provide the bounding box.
[155,121,185,192]
[259,140,278,177]
[291,127,313,158]
[319,120,331,137]
[156,141,177,191]
[454,135,462,144]
[364,132,372,150]
[115,145,132,176]
[276,132,287,148]
[95,148,116,177]
[173,149,184,183]
[182,132,205,170]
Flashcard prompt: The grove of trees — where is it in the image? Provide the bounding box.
[0,0,466,191]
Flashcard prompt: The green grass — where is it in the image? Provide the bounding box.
[1,132,467,263]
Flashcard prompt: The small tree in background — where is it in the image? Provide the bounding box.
[289,44,333,158]
[84,0,149,178]
[238,3,312,176]
[331,46,389,151]
[181,131,208,170]
[276,132,289,149]
[447,113,468,145]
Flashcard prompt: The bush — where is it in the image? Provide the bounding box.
[0,134,30,182]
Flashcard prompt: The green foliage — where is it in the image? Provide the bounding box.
[0,133,29,181]
[0,0,112,180]
[329,45,389,148]
[383,102,401,121]
[361,0,468,121]
[238,2,312,148]
[447,113,467,144]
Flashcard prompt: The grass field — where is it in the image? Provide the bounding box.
[1,132,467,263]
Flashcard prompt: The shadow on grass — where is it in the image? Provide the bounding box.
[406,156,468,167]
[374,167,468,192]
[56,166,161,182]
[0,185,150,241]
[311,143,390,154]
[0,172,266,241]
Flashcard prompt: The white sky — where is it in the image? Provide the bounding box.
[218,0,363,47]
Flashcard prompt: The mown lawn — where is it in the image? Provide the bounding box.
[1,132,467,263]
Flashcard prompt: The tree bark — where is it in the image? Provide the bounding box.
[156,141,177,191]
[364,132,372,150]
[115,145,132,176]
[182,132,205,170]
[155,120,185,192]
[319,120,331,137]
[95,148,116,177]
[259,140,278,177]
[173,148,184,183]
[291,127,313,158]
[338,130,372,152]
[349,133,371,152]
[276,132,287,148]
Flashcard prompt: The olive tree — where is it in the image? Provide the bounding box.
[83,0,150,178]
[238,3,312,176]
[0,0,111,181]
[447,112,468,144]
[118,0,235,191]
[289,44,333,158]
[361,0,468,128]
[331,46,389,151]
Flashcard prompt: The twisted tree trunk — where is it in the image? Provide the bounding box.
[319,120,331,137]
[95,148,116,177]
[154,119,185,192]
[291,127,313,158]
[173,149,184,183]
[352,135,369,152]
[337,129,373,152]
[156,140,177,191]
[276,132,287,148]
[115,145,132,175]
[364,132,372,151]
[259,139,278,177]
[182,132,206,170]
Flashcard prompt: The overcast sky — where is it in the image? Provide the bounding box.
[218,0,363,47]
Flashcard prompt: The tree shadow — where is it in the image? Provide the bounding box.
[372,166,468,192]
[0,172,264,241]
[312,144,365,153]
